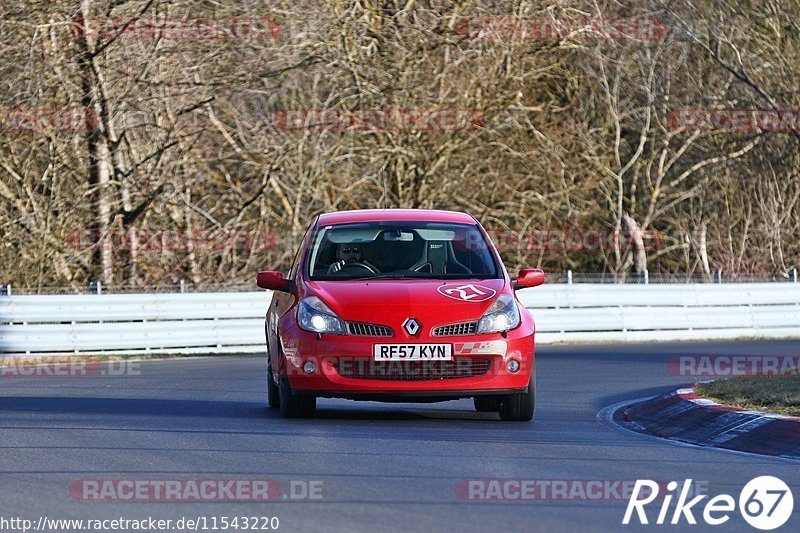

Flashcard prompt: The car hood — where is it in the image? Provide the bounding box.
[305,278,509,326]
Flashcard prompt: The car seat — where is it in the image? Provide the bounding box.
[409,241,471,274]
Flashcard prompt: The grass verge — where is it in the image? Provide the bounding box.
[695,375,800,417]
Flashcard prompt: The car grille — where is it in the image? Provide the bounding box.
[335,358,492,381]
[432,321,478,336]
[347,321,394,337]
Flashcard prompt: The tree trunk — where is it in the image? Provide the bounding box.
[75,1,114,285]
[622,213,647,275]
[698,222,711,279]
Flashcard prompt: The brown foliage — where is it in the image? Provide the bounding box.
[1,1,798,289]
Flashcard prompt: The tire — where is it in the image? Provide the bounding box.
[267,361,280,409]
[499,370,536,422]
[473,396,501,412]
[278,376,316,418]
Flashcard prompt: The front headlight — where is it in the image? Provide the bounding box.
[297,296,348,335]
[476,294,520,334]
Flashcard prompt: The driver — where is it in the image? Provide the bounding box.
[327,243,377,273]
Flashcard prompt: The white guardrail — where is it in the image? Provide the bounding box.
[1,283,799,355]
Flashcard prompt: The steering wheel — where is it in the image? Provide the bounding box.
[339,262,378,274]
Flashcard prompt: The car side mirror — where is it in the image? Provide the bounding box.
[256,271,293,293]
[513,268,545,290]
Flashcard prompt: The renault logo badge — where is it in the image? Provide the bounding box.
[403,318,421,336]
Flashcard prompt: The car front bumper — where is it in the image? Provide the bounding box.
[279,325,535,396]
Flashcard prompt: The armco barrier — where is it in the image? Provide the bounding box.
[1,283,799,355]
[516,283,800,343]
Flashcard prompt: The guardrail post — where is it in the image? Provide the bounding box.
[643,269,649,284]
[92,281,102,295]
[565,270,573,284]
[4,284,10,296]
[179,279,185,293]
[713,270,722,283]
[790,268,798,283]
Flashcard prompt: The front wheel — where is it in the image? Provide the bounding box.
[267,361,280,409]
[278,376,316,418]
[499,370,536,422]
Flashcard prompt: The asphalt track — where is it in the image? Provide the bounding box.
[1,340,798,532]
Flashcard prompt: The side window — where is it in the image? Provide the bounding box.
[287,219,316,280]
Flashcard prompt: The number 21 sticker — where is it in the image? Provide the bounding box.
[437,284,497,302]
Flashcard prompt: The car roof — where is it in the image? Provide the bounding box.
[317,209,477,226]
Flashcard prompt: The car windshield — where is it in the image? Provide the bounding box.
[306,221,500,280]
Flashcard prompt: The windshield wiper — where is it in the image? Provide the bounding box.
[348,273,420,280]
[347,273,497,281]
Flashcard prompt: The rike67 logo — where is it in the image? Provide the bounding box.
[624,477,794,530]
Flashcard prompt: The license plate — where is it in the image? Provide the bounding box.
[373,344,452,361]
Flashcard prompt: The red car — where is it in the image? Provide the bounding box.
[257,209,545,420]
